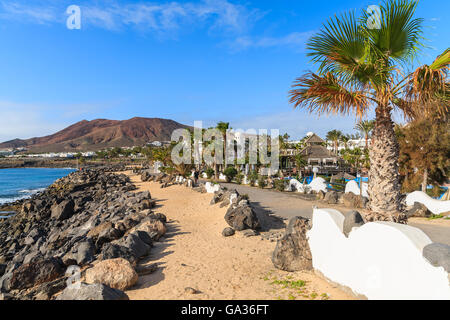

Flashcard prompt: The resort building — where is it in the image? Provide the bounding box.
[281,133,344,176]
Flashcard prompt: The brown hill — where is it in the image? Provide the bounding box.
[0,117,191,153]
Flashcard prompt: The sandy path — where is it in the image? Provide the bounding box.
[124,173,354,300]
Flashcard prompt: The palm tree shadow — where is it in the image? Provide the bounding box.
[152,198,167,209]
[250,201,286,232]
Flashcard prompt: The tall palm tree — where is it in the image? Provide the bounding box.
[355,120,375,149]
[215,122,230,179]
[326,130,343,155]
[341,134,351,150]
[289,0,449,221]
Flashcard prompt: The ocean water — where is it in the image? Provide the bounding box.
[0,168,75,205]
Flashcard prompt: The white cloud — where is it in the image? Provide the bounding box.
[229,31,315,51]
[0,0,260,34]
[0,1,60,24]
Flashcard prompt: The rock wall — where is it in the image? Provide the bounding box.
[307,208,450,299]
[0,167,167,300]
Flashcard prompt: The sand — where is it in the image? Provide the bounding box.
[124,172,354,300]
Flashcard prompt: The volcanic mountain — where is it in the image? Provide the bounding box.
[0,117,191,153]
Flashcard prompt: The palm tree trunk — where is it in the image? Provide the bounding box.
[365,134,369,149]
[214,163,219,180]
[421,168,428,193]
[367,105,405,222]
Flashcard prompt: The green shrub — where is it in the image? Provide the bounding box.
[257,176,267,189]
[274,179,286,192]
[224,167,238,182]
[249,170,258,186]
[235,172,244,184]
[205,168,215,179]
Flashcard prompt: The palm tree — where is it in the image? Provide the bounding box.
[355,120,375,149]
[289,0,449,221]
[326,130,343,155]
[340,134,351,150]
[215,122,230,179]
[294,153,308,178]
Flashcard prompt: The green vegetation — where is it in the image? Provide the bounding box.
[235,172,244,184]
[289,0,449,219]
[428,214,444,220]
[274,179,286,192]
[223,167,238,183]
[248,170,258,187]
[257,176,267,189]
[271,279,306,289]
[205,168,215,179]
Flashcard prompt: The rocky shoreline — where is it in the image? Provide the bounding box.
[0,166,167,300]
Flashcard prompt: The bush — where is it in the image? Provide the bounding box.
[205,168,215,179]
[235,173,244,184]
[257,176,267,189]
[274,179,286,192]
[249,170,258,186]
[224,167,238,182]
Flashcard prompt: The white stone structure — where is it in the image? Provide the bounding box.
[345,180,369,198]
[307,208,450,300]
[205,182,221,194]
[309,177,328,193]
[405,191,450,215]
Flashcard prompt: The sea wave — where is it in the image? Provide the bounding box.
[0,188,46,205]
[18,188,46,194]
[0,195,30,205]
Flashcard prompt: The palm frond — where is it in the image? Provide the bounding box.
[361,0,424,64]
[289,72,370,118]
[307,11,377,86]
[400,49,450,119]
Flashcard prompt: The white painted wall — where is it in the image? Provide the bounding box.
[205,182,221,194]
[286,179,303,192]
[345,180,369,198]
[307,208,450,300]
[406,191,450,215]
[309,177,328,193]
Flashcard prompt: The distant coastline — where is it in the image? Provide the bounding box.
[0,158,141,169]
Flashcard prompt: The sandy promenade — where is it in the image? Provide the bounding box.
[124,172,354,300]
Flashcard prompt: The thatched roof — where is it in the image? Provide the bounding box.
[299,145,337,159]
[332,172,356,180]
[304,133,325,145]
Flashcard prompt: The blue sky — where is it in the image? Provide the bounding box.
[0,0,448,142]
